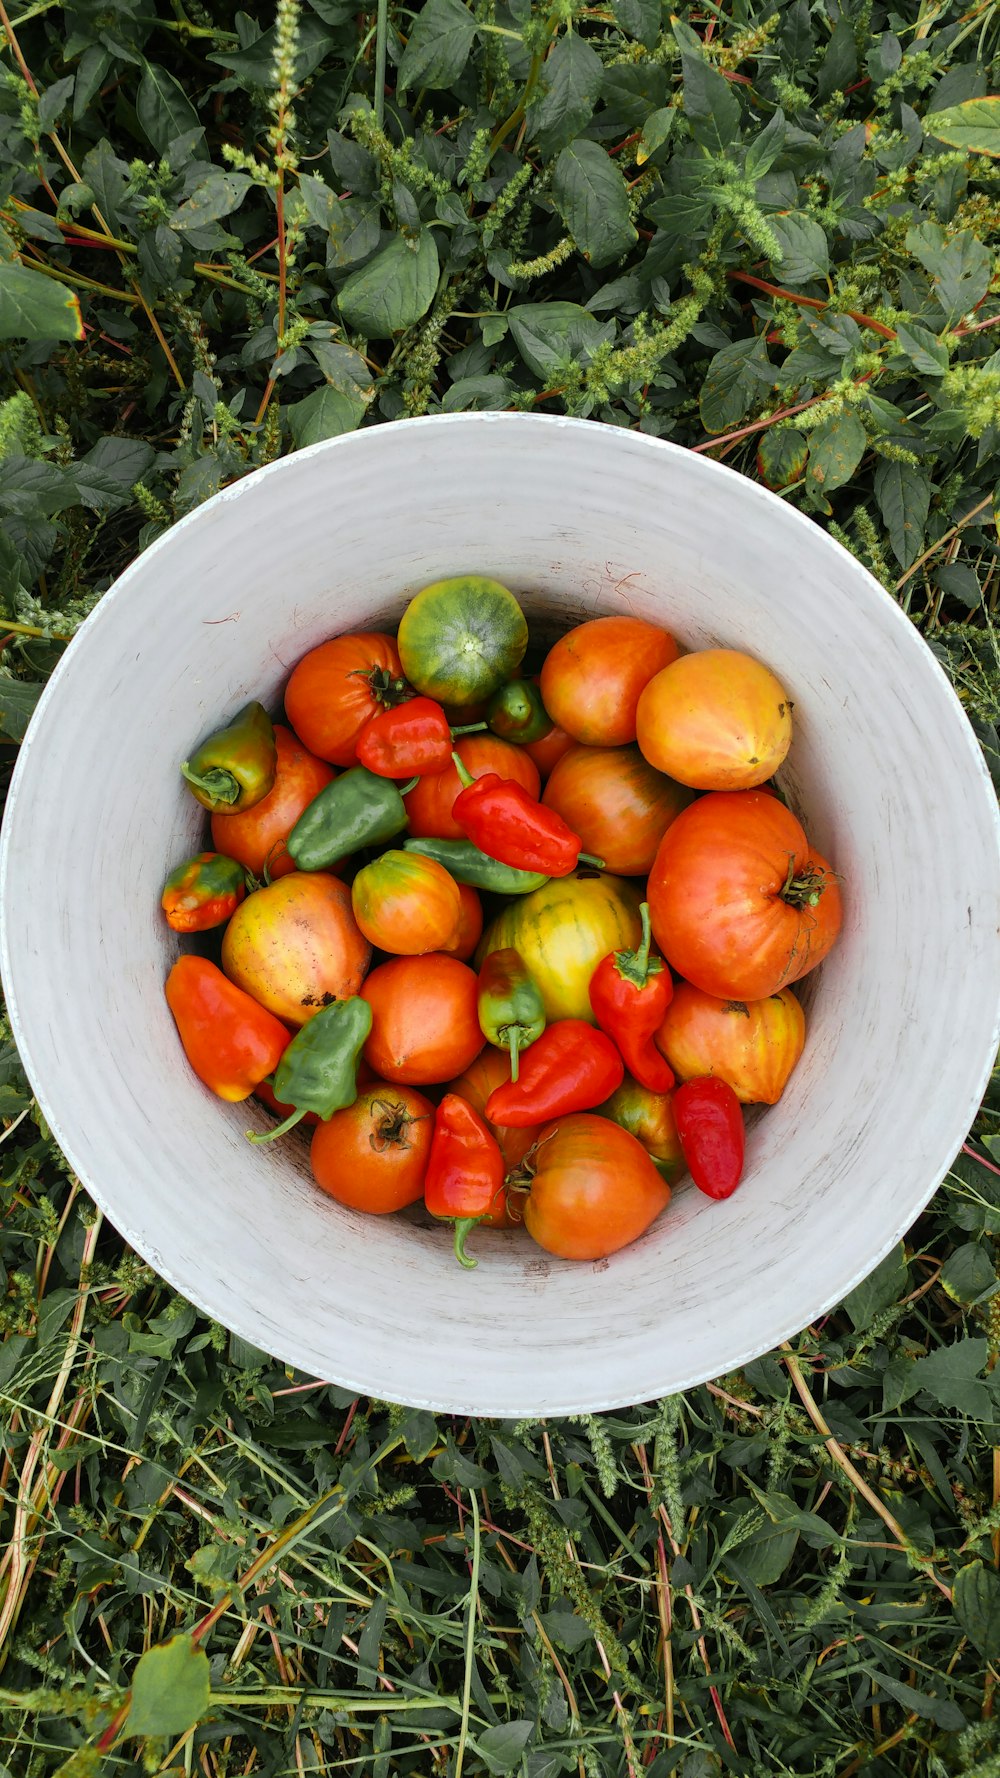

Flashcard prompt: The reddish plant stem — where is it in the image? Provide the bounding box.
[726,269,897,339]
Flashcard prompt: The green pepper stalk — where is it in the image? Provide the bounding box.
[246,996,373,1143]
[477,947,546,1082]
[181,702,277,813]
[287,766,417,872]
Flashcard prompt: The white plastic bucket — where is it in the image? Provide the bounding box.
[2,414,998,1416]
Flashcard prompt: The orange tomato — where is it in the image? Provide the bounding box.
[541,744,693,877]
[597,1077,686,1182]
[284,633,404,766]
[361,954,484,1084]
[310,1086,434,1212]
[351,851,462,955]
[523,720,576,781]
[221,872,371,1026]
[441,883,483,961]
[656,981,806,1104]
[636,648,793,790]
[521,1114,671,1260]
[444,1045,539,1171]
[211,724,335,879]
[403,734,540,841]
[540,616,678,747]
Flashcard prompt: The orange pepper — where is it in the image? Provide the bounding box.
[165,955,289,1102]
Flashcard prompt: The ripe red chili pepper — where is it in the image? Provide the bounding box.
[485,1019,624,1127]
[355,697,455,778]
[165,956,289,1103]
[672,1077,745,1199]
[451,753,603,876]
[589,902,675,1093]
[424,1093,507,1268]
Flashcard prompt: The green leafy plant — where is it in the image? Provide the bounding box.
[1,0,1000,1772]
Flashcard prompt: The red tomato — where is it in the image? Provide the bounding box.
[520,1114,671,1259]
[351,851,462,955]
[310,1086,434,1212]
[636,648,793,790]
[523,721,576,781]
[541,745,692,877]
[361,954,485,1084]
[284,633,404,766]
[403,734,540,841]
[647,790,843,1000]
[211,725,335,880]
[444,1045,539,1172]
[540,617,678,747]
[656,981,805,1105]
[441,883,483,962]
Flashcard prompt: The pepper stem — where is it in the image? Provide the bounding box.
[636,902,652,980]
[577,852,606,870]
[509,1027,521,1083]
[452,1217,480,1269]
[245,1106,305,1144]
[180,763,241,807]
[451,751,476,789]
[396,776,420,795]
[450,722,488,736]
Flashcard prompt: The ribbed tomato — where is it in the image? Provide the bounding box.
[597,1078,686,1182]
[441,883,483,961]
[647,791,842,999]
[541,744,692,876]
[539,616,678,746]
[221,872,371,1025]
[284,633,404,766]
[211,724,334,879]
[518,1114,671,1260]
[656,981,806,1104]
[477,870,642,1023]
[636,648,793,790]
[403,734,540,841]
[351,851,461,955]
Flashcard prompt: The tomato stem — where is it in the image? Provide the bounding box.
[780,856,833,910]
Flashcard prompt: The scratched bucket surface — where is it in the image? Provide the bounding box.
[2,414,998,1416]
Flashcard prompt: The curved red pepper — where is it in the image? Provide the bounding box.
[673,1077,745,1199]
[355,697,454,778]
[485,1019,624,1127]
[424,1093,506,1268]
[589,902,675,1093]
[451,753,602,877]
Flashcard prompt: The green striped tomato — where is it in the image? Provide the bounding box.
[397,575,528,708]
[476,869,643,1023]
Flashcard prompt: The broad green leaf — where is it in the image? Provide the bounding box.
[327,197,382,270]
[867,1668,965,1732]
[757,427,807,489]
[906,223,992,325]
[745,109,787,180]
[902,1336,992,1417]
[398,0,478,93]
[442,373,510,411]
[337,231,439,336]
[528,34,604,157]
[137,62,202,156]
[171,172,252,232]
[679,43,741,156]
[37,75,74,135]
[936,562,982,609]
[940,1242,997,1305]
[927,97,1000,157]
[806,411,867,494]
[476,1721,534,1774]
[699,336,771,433]
[637,107,674,165]
[745,1484,841,1548]
[953,1563,1000,1657]
[73,437,157,511]
[816,18,857,103]
[841,1244,908,1330]
[0,263,83,342]
[613,0,659,48]
[209,15,334,87]
[127,1634,210,1737]
[769,214,830,284]
[551,140,637,269]
[874,460,931,570]
[893,320,949,376]
[507,302,612,379]
[286,389,364,448]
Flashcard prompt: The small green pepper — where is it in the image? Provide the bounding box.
[247,996,372,1143]
[487,679,553,745]
[181,702,276,813]
[287,767,416,872]
[477,948,546,1081]
[402,836,549,895]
